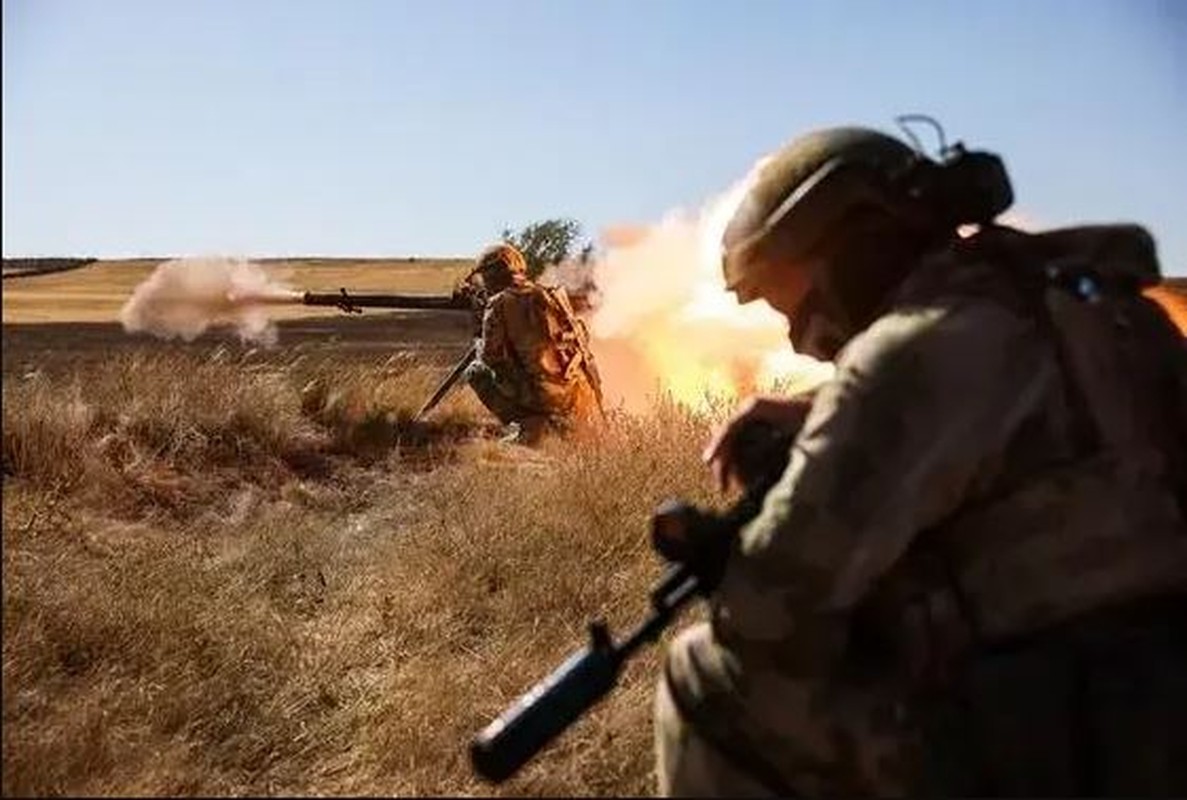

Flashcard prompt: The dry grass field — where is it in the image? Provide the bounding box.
[1,257,474,324]
[4,259,1186,797]
[2,258,722,797]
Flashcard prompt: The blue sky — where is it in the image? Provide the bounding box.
[3,0,1185,274]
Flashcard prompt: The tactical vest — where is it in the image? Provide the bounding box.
[856,224,1187,682]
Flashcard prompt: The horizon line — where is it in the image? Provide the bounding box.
[1,253,476,262]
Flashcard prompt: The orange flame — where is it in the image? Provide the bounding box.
[1145,283,1187,336]
[586,166,833,414]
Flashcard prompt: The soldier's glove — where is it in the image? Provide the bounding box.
[704,395,813,494]
[651,418,797,590]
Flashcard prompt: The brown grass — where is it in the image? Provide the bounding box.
[2,348,720,796]
[2,349,488,517]
[5,254,1182,797]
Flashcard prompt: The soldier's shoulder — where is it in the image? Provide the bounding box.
[486,283,545,316]
[507,281,569,308]
[842,294,1046,381]
[526,280,562,297]
[489,284,528,302]
[483,289,516,319]
[503,279,545,296]
[893,236,1023,310]
[895,223,1161,311]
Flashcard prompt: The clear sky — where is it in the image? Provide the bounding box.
[3,0,1185,274]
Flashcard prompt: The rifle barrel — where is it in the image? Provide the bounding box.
[467,472,788,785]
[469,565,703,783]
[470,638,621,783]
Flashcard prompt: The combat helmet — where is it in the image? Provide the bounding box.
[476,242,528,284]
[722,124,1014,304]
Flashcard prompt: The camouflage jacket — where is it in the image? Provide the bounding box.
[478,277,602,416]
[699,222,1187,698]
[712,223,1187,664]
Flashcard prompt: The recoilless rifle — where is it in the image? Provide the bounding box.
[469,421,795,783]
[300,287,481,315]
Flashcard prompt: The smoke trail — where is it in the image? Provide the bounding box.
[119,257,299,346]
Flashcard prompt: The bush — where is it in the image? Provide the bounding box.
[500,219,586,280]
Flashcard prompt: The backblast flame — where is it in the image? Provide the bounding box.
[586,160,833,415]
[1146,285,1187,335]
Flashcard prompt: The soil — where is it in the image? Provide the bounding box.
[2,310,476,377]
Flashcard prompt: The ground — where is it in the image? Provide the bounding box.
[4,258,1185,797]
[2,258,720,797]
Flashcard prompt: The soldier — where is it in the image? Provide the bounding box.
[464,242,604,444]
[654,126,1187,796]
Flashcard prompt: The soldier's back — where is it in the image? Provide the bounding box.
[889,223,1187,796]
[488,281,602,425]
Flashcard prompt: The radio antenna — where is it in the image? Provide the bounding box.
[895,114,949,157]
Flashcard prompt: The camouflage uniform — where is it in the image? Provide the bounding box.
[467,272,603,440]
[658,224,1187,796]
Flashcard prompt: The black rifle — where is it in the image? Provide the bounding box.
[469,421,794,783]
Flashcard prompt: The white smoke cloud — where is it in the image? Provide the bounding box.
[119,257,299,346]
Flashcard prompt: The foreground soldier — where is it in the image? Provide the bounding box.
[655,126,1187,796]
[465,243,604,443]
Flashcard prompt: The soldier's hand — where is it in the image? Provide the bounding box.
[703,394,814,494]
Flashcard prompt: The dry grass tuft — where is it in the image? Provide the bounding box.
[2,350,489,519]
[296,356,493,461]
[3,350,722,796]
